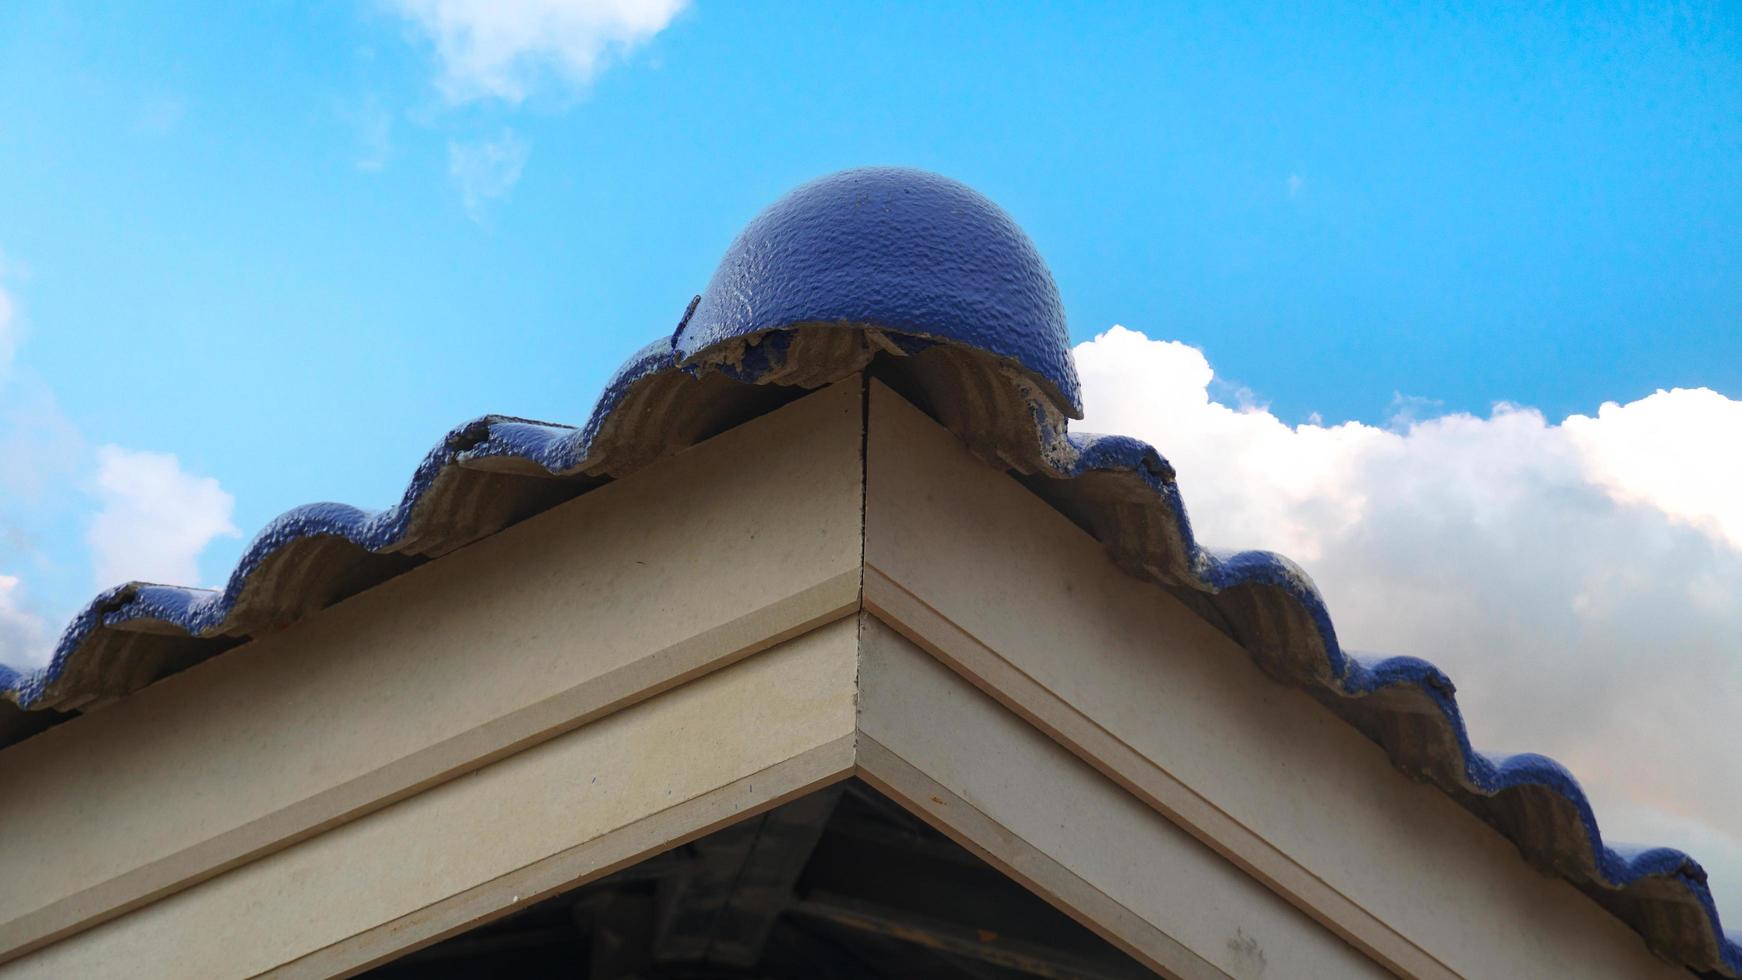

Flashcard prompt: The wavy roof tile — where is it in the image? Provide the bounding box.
[3,167,1734,976]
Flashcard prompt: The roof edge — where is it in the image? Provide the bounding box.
[5,321,1736,976]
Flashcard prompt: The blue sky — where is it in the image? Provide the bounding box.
[4,4,1738,478]
[2,0,1742,917]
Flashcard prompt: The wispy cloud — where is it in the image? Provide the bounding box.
[0,381,82,670]
[0,285,16,379]
[448,128,530,221]
[344,95,396,172]
[133,95,187,136]
[0,575,50,671]
[1075,324,1742,918]
[390,0,688,104]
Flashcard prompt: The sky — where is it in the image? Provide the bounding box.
[2,0,1740,923]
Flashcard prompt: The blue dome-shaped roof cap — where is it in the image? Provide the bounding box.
[678,167,1081,417]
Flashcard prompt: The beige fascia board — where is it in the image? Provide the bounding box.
[853,738,1214,980]
[861,378,1690,980]
[294,739,853,980]
[1,372,1695,980]
[862,567,1421,979]
[853,616,1388,980]
[2,619,861,980]
[0,380,866,962]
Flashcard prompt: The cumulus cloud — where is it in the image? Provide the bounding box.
[1075,325,1742,917]
[0,258,243,676]
[391,0,688,103]
[449,129,530,221]
[0,418,237,674]
[1564,389,1742,551]
[86,446,239,590]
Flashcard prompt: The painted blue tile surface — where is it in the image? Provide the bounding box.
[6,169,1733,975]
[682,167,1080,416]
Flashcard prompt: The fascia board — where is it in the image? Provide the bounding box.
[8,622,859,979]
[852,615,1388,980]
[0,382,864,965]
[861,378,1694,980]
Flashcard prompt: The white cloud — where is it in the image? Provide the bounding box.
[86,446,239,590]
[0,575,51,670]
[0,382,84,502]
[0,258,244,676]
[449,129,531,220]
[391,0,688,103]
[1075,325,1742,917]
[1564,388,1742,551]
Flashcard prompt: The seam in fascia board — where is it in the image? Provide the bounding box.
[860,563,1456,980]
[854,371,872,764]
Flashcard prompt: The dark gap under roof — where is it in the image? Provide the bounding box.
[361,780,1155,980]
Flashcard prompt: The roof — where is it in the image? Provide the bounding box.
[3,166,1735,977]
